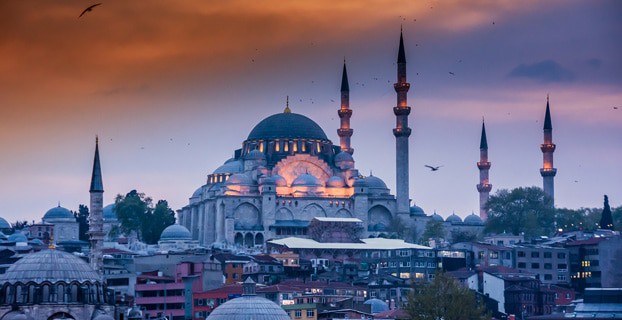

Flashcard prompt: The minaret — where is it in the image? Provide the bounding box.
[540,95,557,206]
[337,60,354,154]
[393,30,412,215]
[88,136,105,274]
[476,119,492,220]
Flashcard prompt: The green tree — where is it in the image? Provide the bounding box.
[11,220,29,233]
[114,190,176,244]
[421,220,445,245]
[599,195,615,230]
[485,186,555,238]
[451,230,478,244]
[555,208,586,232]
[406,271,490,320]
[73,204,90,241]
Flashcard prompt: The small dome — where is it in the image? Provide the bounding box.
[326,176,346,188]
[103,204,117,221]
[0,217,11,229]
[410,205,426,216]
[431,213,444,222]
[464,213,484,226]
[364,176,387,189]
[192,186,204,198]
[262,176,276,185]
[446,213,463,224]
[28,238,44,246]
[0,249,101,284]
[43,205,74,221]
[352,178,367,187]
[245,149,266,160]
[334,151,354,163]
[272,174,287,187]
[364,298,389,314]
[213,159,243,174]
[8,232,27,243]
[225,173,254,186]
[206,296,291,320]
[292,173,321,187]
[160,224,192,241]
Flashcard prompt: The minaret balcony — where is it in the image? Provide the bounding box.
[540,143,556,152]
[477,183,492,192]
[393,127,412,137]
[393,82,410,92]
[338,128,353,137]
[393,106,411,116]
[540,168,557,176]
[338,109,352,117]
[477,161,491,170]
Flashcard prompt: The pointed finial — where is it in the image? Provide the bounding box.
[96,135,99,145]
[398,28,406,64]
[543,95,552,130]
[480,118,488,150]
[284,96,291,113]
[90,135,104,192]
[370,170,373,176]
[57,201,61,207]
[341,60,349,92]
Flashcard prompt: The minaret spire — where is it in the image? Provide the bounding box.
[540,96,557,206]
[477,119,492,220]
[337,60,353,154]
[88,136,105,274]
[393,29,412,215]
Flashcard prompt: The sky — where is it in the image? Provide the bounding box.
[1,0,620,224]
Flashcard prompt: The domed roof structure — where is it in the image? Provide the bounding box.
[430,212,444,222]
[352,178,367,187]
[0,312,33,320]
[8,232,28,243]
[446,213,463,224]
[334,151,354,163]
[207,278,290,320]
[213,159,243,174]
[0,216,11,229]
[364,298,389,314]
[246,149,266,160]
[192,186,204,198]
[160,224,192,241]
[43,205,74,221]
[364,175,388,189]
[225,173,254,186]
[247,112,329,141]
[464,213,484,226]
[272,174,287,187]
[326,176,346,188]
[0,249,101,284]
[410,205,426,216]
[292,173,322,187]
[103,204,117,221]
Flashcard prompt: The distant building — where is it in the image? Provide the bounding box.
[41,205,79,244]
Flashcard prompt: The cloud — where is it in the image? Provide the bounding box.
[508,60,574,82]
[586,58,602,69]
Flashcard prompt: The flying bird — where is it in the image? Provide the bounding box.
[424,165,443,171]
[449,72,455,76]
[614,106,619,110]
[79,3,102,18]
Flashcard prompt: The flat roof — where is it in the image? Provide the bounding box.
[312,217,363,223]
[268,237,431,250]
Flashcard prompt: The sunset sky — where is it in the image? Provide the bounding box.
[1,0,620,224]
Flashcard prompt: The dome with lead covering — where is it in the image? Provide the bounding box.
[364,298,389,314]
[292,173,322,187]
[246,149,266,160]
[272,174,287,187]
[8,232,28,243]
[43,205,74,222]
[0,249,101,284]
[364,175,387,189]
[160,224,192,241]
[103,204,117,221]
[213,159,243,174]
[464,213,484,226]
[410,205,426,216]
[326,176,346,188]
[446,213,463,224]
[431,212,444,222]
[225,173,254,186]
[334,151,354,163]
[247,112,328,141]
[206,278,290,320]
[0,216,11,229]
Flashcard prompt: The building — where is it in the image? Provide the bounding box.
[566,236,622,292]
[40,205,79,244]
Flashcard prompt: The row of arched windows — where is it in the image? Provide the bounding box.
[0,282,105,305]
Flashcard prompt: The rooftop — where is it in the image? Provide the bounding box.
[268,237,431,250]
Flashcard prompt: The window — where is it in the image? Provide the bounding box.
[565,293,571,299]
[558,263,567,270]
[557,253,566,259]
[531,263,540,269]
[531,252,540,258]
[544,252,552,258]
[295,310,302,318]
[544,263,552,270]
[307,310,315,317]
[558,275,567,281]
[544,274,552,280]
[518,262,526,268]
[517,251,526,257]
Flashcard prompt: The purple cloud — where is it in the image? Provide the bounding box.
[508,60,574,82]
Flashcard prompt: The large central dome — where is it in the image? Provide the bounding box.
[247,112,328,141]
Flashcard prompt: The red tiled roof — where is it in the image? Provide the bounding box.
[374,308,409,319]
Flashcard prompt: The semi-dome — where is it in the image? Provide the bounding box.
[0,249,101,284]
[430,212,444,222]
[464,213,484,226]
[410,205,426,216]
[192,186,204,198]
[272,174,287,187]
[334,151,354,163]
[292,173,322,187]
[225,173,254,186]
[352,178,367,187]
[364,298,389,314]
[245,149,266,160]
[363,175,388,189]
[0,216,11,229]
[213,159,243,174]
[103,204,117,221]
[0,311,33,320]
[8,232,28,243]
[43,205,74,221]
[446,213,463,224]
[326,176,346,188]
[160,224,192,241]
[247,112,328,141]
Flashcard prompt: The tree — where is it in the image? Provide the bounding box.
[114,190,176,244]
[11,220,29,233]
[555,208,587,232]
[73,204,90,241]
[485,186,555,238]
[406,271,490,320]
[421,220,445,245]
[599,195,614,230]
[450,230,478,244]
